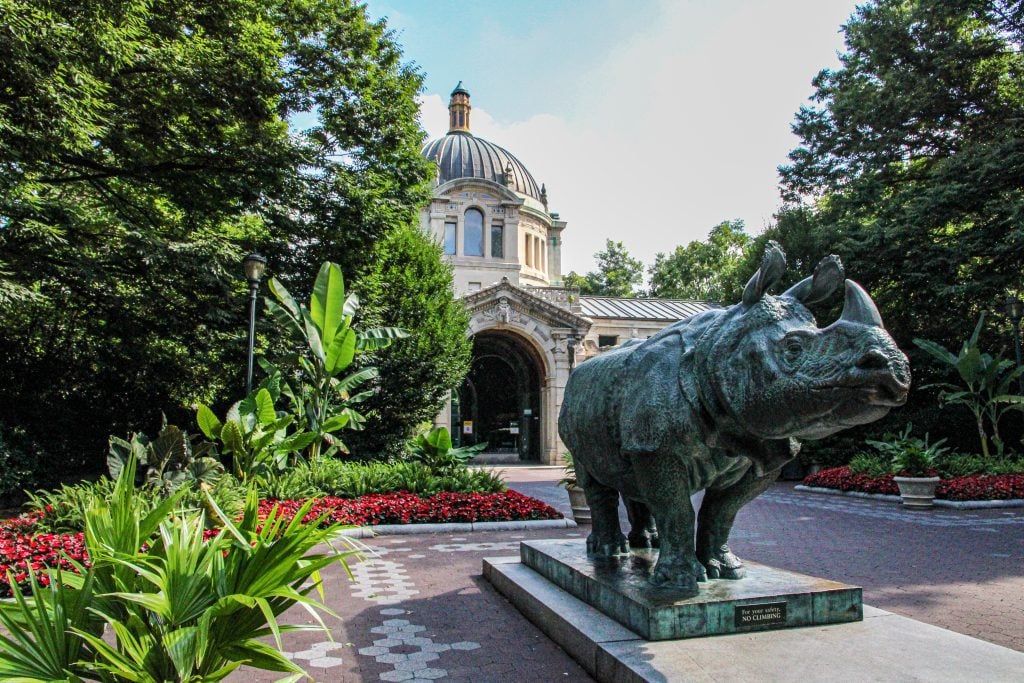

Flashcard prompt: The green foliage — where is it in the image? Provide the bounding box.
[108,420,224,496]
[254,458,506,499]
[757,0,1024,452]
[866,424,949,476]
[558,452,578,489]
[23,475,247,535]
[935,452,1024,478]
[847,452,890,477]
[198,384,312,482]
[266,261,406,459]
[0,424,44,502]
[648,220,750,301]
[914,314,1024,456]
[0,0,434,473]
[0,456,357,680]
[564,239,645,297]
[409,426,487,474]
[348,225,473,458]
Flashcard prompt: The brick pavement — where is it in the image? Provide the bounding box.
[234,467,1024,681]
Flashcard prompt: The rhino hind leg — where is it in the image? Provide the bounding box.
[624,498,659,549]
[578,469,629,557]
[696,469,778,580]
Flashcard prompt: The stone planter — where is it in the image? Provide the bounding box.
[893,476,940,509]
[567,485,591,524]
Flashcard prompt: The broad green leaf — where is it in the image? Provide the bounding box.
[301,310,325,364]
[321,414,350,433]
[197,404,222,440]
[311,262,345,347]
[221,420,245,455]
[426,426,452,453]
[343,291,360,317]
[912,338,957,367]
[325,329,356,375]
[268,276,301,321]
[356,326,409,351]
[956,345,983,384]
[336,367,378,393]
[254,388,277,426]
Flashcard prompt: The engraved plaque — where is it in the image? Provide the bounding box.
[735,602,787,628]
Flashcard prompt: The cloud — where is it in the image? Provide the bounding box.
[419,0,855,276]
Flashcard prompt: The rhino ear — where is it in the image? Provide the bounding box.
[742,241,787,307]
[782,255,844,305]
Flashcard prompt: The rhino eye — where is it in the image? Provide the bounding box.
[783,337,804,361]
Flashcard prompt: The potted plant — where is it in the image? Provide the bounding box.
[558,452,591,524]
[868,426,947,509]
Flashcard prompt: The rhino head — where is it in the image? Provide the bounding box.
[694,242,910,441]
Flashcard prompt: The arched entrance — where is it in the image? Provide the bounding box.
[451,330,544,461]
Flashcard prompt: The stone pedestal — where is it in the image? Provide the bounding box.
[519,539,861,640]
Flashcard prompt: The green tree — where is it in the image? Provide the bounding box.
[565,239,644,297]
[775,0,1024,451]
[648,220,750,301]
[0,0,454,469]
[349,226,472,458]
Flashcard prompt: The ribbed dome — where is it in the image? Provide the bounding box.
[422,132,543,201]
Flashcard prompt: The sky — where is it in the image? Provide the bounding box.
[364,0,861,275]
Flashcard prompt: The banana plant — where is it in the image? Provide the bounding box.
[914,312,1024,457]
[197,385,316,482]
[265,261,407,458]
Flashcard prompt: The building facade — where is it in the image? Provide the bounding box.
[420,84,715,464]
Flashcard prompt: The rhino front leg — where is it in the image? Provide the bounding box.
[628,452,705,594]
[696,468,779,579]
[578,466,629,557]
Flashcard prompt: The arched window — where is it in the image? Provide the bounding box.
[464,208,484,256]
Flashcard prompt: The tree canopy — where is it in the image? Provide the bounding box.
[0,0,467,468]
[648,220,749,302]
[757,0,1024,452]
[563,239,645,297]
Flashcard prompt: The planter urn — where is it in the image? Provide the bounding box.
[567,485,591,524]
[893,476,940,509]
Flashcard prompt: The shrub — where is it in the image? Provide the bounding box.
[0,424,45,503]
[847,452,889,477]
[936,453,1024,478]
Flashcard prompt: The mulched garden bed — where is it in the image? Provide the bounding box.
[802,466,1024,501]
[0,490,561,597]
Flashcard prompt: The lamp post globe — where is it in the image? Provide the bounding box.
[243,253,267,394]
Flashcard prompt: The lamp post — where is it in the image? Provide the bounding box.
[243,253,267,395]
[998,295,1023,394]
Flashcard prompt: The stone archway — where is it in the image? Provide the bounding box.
[453,330,545,461]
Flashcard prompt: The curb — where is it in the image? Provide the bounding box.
[794,485,1024,509]
[336,517,577,539]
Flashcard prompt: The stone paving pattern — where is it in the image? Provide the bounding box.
[234,466,1024,681]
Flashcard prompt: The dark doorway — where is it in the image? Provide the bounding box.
[452,331,543,461]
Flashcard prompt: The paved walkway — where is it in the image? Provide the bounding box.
[236,467,1024,681]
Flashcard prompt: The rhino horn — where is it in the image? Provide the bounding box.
[782,255,844,305]
[840,279,883,327]
[742,241,787,307]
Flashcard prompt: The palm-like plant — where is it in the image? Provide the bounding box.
[914,313,1024,457]
[267,261,407,458]
[0,456,360,681]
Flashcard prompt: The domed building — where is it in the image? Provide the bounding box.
[421,83,714,464]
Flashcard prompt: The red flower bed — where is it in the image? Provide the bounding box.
[258,490,563,527]
[0,514,88,597]
[0,490,561,596]
[803,467,1024,501]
